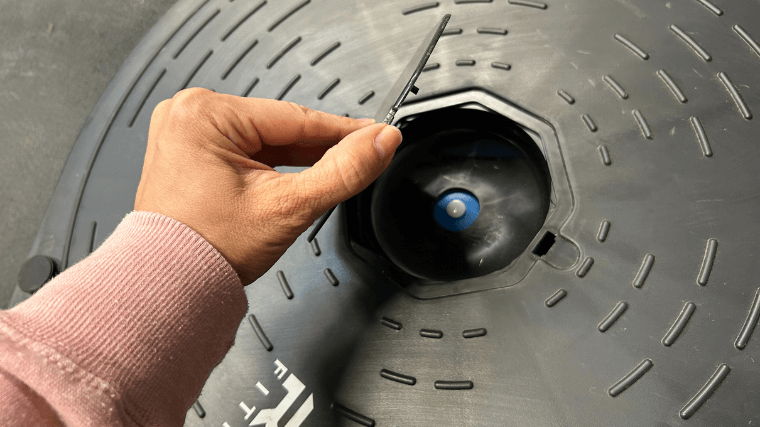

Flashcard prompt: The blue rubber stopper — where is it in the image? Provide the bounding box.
[434,190,480,232]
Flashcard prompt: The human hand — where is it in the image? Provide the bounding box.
[134,88,402,284]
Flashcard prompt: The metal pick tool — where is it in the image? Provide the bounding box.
[306,14,451,243]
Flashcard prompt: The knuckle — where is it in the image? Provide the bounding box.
[286,101,312,116]
[260,176,315,228]
[173,87,211,103]
[284,176,318,218]
[268,199,311,235]
[169,88,214,120]
[286,101,316,135]
[151,99,171,119]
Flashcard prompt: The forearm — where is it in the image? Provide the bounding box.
[0,212,248,426]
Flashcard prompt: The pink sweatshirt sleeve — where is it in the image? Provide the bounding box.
[0,211,248,426]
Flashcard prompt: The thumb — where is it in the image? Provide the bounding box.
[296,123,402,214]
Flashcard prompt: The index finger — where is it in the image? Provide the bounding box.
[213,94,375,151]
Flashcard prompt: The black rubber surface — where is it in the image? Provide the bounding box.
[8,0,760,425]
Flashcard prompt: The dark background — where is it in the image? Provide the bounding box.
[0,0,178,308]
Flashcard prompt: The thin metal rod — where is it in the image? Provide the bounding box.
[307,206,337,242]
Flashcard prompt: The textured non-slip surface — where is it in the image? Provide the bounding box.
[8,0,760,425]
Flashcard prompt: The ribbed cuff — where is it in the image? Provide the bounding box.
[0,211,248,426]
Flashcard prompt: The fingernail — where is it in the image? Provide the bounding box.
[374,125,402,159]
[357,118,375,124]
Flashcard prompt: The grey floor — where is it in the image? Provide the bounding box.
[0,0,178,308]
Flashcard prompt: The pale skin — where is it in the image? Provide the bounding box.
[135,88,403,284]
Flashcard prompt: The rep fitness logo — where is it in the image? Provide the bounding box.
[223,359,314,427]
